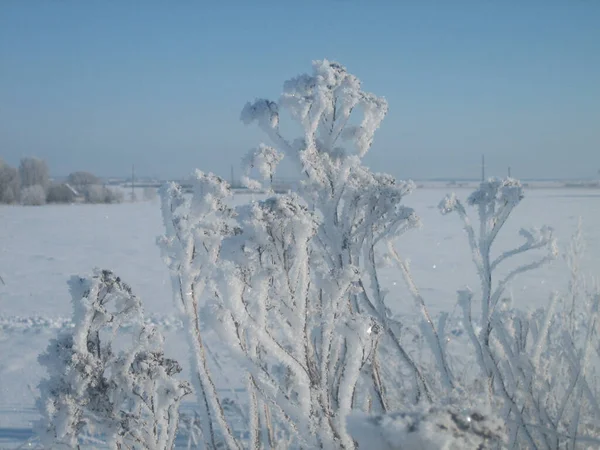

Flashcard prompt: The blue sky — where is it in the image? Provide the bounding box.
[1,1,598,180]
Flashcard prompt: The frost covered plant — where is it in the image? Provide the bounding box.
[439,180,600,448]
[158,60,433,449]
[439,178,557,352]
[36,269,190,449]
[241,144,284,192]
[500,224,600,449]
[241,59,433,405]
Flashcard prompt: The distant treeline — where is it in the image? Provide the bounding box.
[0,157,123,205]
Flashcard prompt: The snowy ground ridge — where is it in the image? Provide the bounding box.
[0,314,184,333]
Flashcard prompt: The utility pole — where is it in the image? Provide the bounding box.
[481,154,486,182]
[230,165,235,188]
[508,166,512,178]
[131,164,135,202]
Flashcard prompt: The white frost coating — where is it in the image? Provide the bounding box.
[35,269,190,449]
[241,59,388,162]
[241,144,284,192]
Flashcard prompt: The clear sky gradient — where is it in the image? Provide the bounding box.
[1,0,599,180]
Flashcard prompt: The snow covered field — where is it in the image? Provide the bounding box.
[1,187,599,448]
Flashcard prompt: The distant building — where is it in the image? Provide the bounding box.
[64,183,81,198]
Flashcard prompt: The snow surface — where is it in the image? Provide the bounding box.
[1,188,599,447]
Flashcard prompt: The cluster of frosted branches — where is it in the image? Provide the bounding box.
[441,180,600,448]
[241,144,284,192]
[159,170,387,448]
[36,269,190,449]
[157,171,246,449]
[157,60,438,448]
[155,59,600,449]
[240,59,445,405]
[207,193,386,448]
